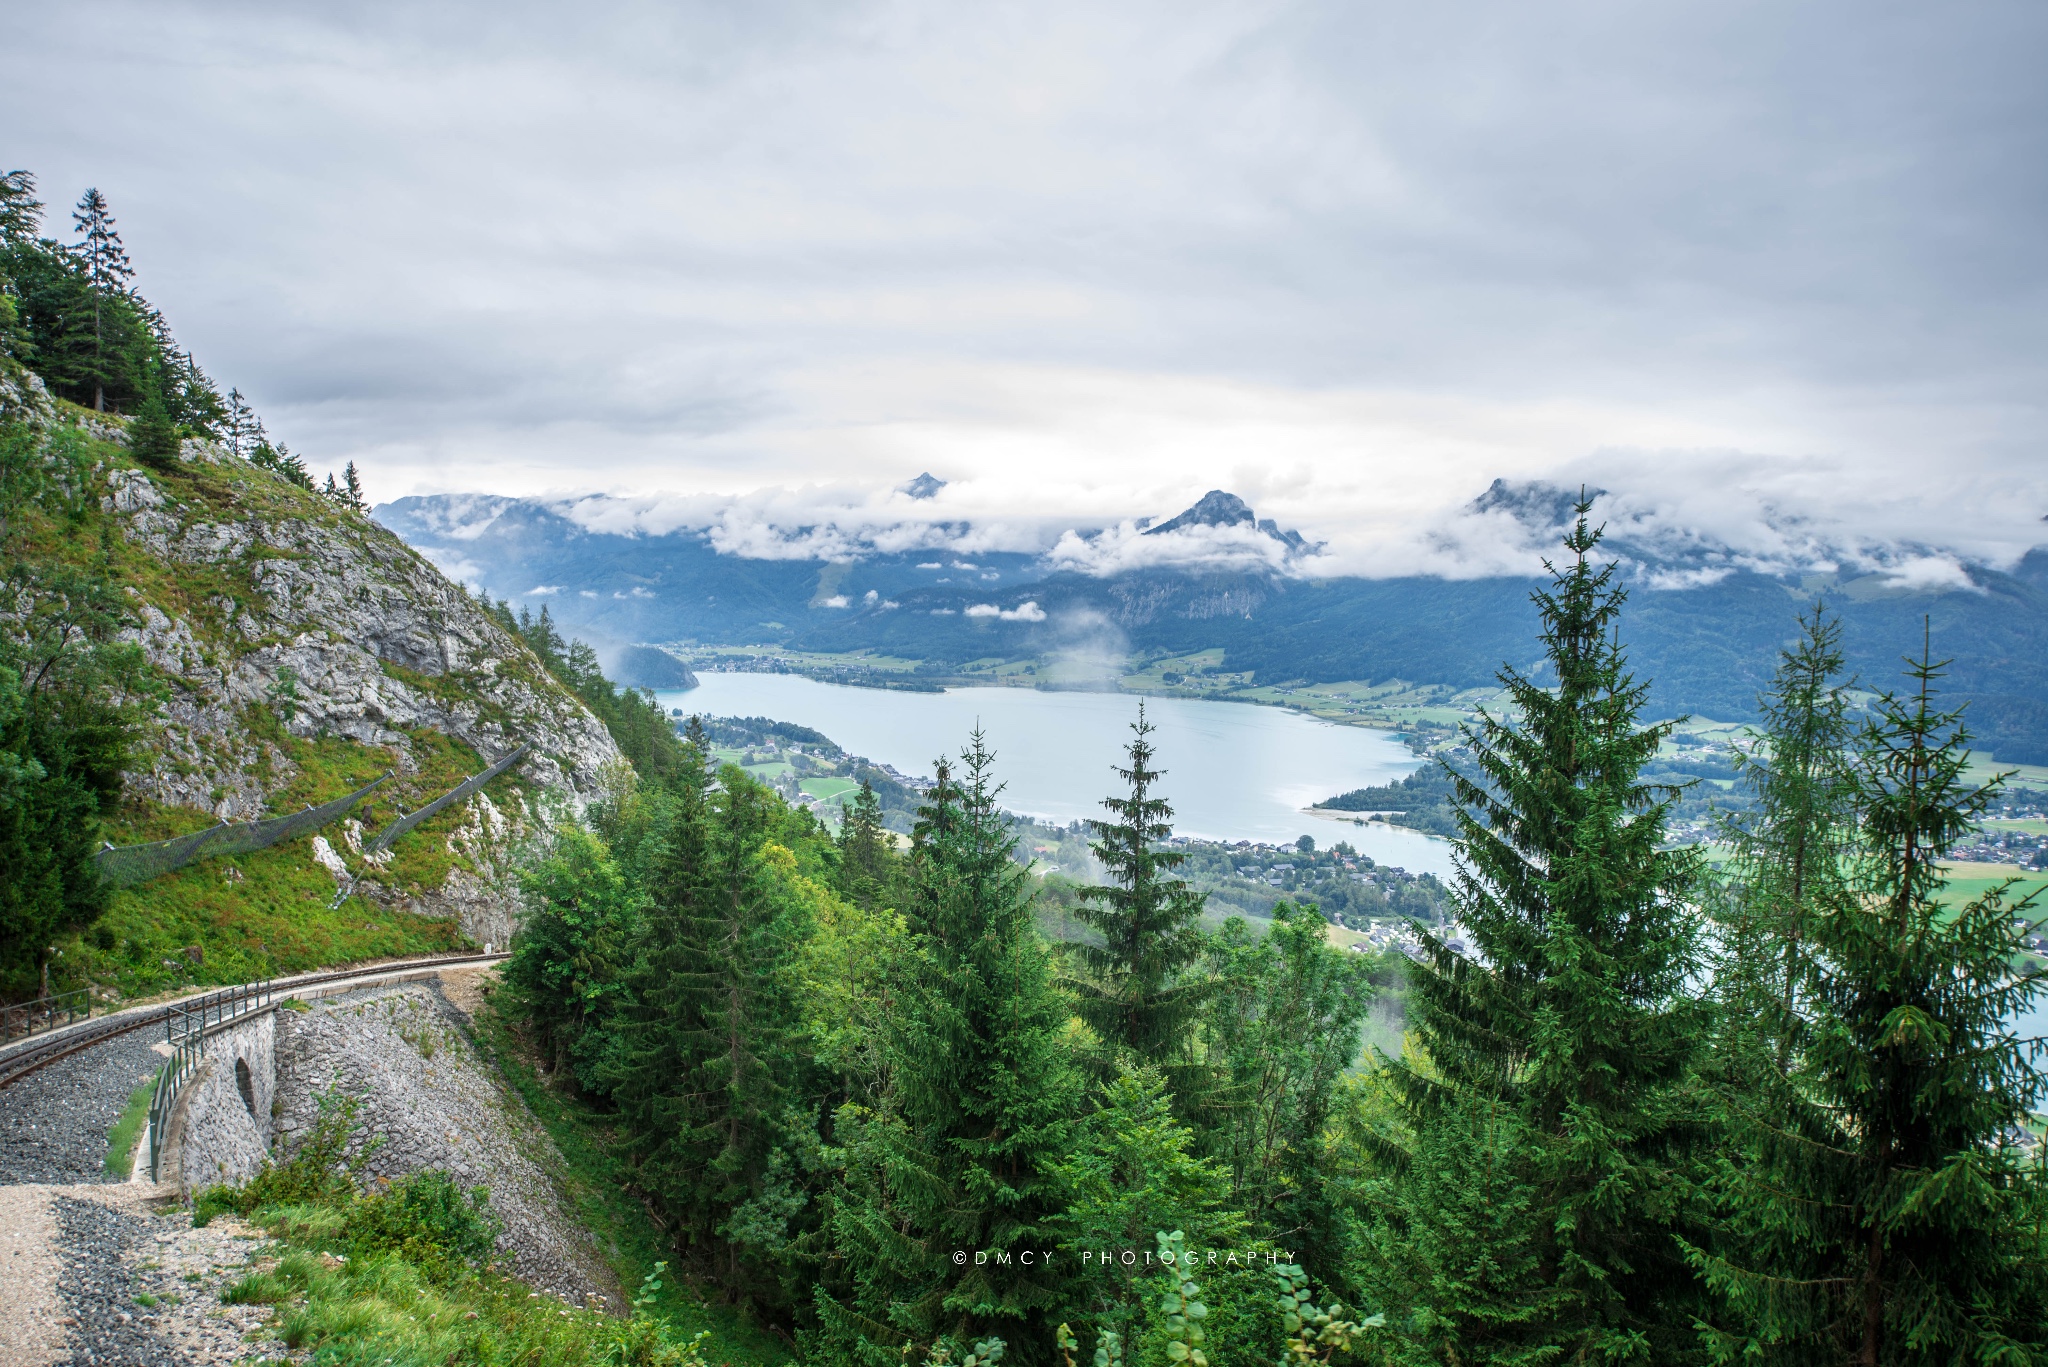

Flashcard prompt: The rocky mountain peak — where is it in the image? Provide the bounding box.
[1147,489,1256,535]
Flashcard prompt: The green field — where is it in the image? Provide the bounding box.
[800,776,859,803]
[1939,862,2048,911]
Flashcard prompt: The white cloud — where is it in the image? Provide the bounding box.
[1044,520,1302,578]
[965,600,1048,621]
[525,584,561,596]
[820,594,851,608]
[1878,556,1980,594]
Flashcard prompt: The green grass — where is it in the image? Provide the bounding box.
[224,1233,716,1366]
[1938,863,2048,912]
[467,998,793,1365]
[104,1073,158,1179]
[798,777,858,803]
[61,721,546,1002]
[69,838,466,1001]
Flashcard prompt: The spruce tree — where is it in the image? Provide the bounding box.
[68,189,132,412]
[127,378,180,472]
[1359,503,1708,1362]
[1696,631,2048,1361]
[342,460,366,511]
[1069,703,1208,1073]
[1713,604,1859,1072]
[224,388,257,459]
[606,754,815,1287]
[819,731,1081,1364]
[0,170,39,245]
[835,778,896,910]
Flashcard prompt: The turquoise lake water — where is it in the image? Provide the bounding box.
[655,673,1461,879]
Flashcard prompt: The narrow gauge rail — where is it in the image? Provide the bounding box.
[0,952,508,1090]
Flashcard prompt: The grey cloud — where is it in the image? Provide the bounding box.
[5,0,2044,547]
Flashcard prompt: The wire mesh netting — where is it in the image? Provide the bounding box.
[93,774,390,889]
[367,743,529,853]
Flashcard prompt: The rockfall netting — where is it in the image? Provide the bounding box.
[93,774,391,889]
[367,743,529,853]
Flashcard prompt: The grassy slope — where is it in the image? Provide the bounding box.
[467,992,794,1365]
[26,407,576,1001]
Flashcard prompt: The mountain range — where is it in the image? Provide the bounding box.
[375,482,2048,764]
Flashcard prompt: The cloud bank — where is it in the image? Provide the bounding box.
[9,0,2045,566]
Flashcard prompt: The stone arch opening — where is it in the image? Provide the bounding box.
[235,1057,257,1120]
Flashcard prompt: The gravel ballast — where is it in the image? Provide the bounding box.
[0,1032,163,1185]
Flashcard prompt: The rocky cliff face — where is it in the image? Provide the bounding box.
[5,365,621,941]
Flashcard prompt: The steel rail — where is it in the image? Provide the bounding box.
[0,951,507,1091]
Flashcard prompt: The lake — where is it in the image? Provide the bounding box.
[654,673,1462,878]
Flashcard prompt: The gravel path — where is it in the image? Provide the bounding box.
[53,1192,179,1365]
[0,1184,284,1367]
[0,1033,164,1185]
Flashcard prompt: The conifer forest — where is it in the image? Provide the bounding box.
[494,509,2048,1364]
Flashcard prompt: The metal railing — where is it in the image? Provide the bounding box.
[0,988,90,1043]
[146,978,279,1182]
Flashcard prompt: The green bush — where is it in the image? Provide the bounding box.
[342,1171,500,1282]
[194,1083,365,1226]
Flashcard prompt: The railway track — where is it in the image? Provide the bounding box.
[0,952,507,1090]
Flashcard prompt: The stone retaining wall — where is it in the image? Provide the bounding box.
[166,1012,275,1193]
[272,981,614,1306]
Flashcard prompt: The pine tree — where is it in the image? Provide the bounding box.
[605,757,815,1288]
[68,189,132,412]
[1359,502,1708,1361]
[1696,630,2048,1361]
[224,388,258,460]
[0,170,39,245]
[1713,605,1859,1074]
[127,376,181,471]
[342,460,366,511]
[818,731,1082,1363]
[1069,703,1208,1074]
[0,173,41,365]
[835,778,896,910]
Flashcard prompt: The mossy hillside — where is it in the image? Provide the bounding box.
[65,727,540,998]
[10,401,612,1000]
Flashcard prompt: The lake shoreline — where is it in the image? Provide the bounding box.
[656,671,1464,877]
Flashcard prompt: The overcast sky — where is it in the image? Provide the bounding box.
[8,0,2047,572]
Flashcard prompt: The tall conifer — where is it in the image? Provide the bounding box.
[819,732,1080,1364]
[68,189,132,412]
[1713,605,1859,1072]
[1359,503,1707,1361]
[1696,631,2048,1361]
[834,778,895,910]
[1070,703,1208,1072]
[606,750,815,1286]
